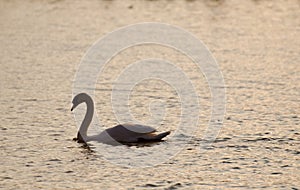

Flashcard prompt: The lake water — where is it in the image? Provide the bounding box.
[1,0,299,189]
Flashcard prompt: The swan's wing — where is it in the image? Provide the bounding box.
[104,124,170,143]
[104,124,154,143]
[119,123,156,133]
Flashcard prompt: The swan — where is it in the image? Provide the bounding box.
[71,93,170,145]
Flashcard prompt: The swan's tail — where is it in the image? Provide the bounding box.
[138,131,171,142]
[154,131,171,140]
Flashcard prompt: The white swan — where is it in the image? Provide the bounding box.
[71,93,170,145]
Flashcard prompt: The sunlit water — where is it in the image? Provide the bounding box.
[1,0,299,189]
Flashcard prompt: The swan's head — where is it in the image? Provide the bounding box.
[71,93,91,111]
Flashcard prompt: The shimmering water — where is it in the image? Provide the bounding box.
[1,0,299,189]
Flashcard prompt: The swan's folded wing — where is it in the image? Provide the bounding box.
[119,123,156,133]
[104,124,156,143]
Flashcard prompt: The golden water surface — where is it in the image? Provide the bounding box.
[0,0,299,189]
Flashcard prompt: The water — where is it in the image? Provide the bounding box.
[1,0,299,189]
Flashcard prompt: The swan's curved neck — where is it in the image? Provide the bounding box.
[79,96,94,139]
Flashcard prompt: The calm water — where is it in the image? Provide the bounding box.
[1,0,299,189]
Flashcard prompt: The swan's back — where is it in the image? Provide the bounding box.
[117,123,156,133]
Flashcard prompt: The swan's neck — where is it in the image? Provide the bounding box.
[79,96,94,140]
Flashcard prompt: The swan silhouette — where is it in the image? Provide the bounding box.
[71,93,170,145]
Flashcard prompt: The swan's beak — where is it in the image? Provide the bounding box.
[71,104,75,111]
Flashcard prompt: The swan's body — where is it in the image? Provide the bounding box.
[71,93,170,145]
